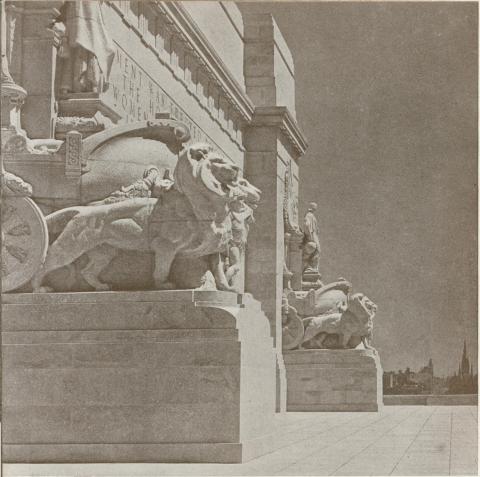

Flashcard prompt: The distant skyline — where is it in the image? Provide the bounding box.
[250,2,478,375]
[383,338,477,378]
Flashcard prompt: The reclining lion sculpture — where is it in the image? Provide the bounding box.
[302,293,377,349]
[282,286,377,351]
[31,143,260,292]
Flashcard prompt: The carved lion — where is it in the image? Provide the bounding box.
[31,143,245,292]
[168,174,261,292]
[302,293,377,350]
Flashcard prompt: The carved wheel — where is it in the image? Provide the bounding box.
[1,197,48,292]
[282,305,305,350]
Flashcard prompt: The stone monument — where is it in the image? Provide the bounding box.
[281,203,383,411]
[1,3,287,461]
[2,122,279,463]
[1,0,384,465]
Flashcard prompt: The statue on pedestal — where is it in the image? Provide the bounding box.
[53,1,115,94]
[301,201,322,288]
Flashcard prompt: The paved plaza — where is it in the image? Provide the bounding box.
[4,406,477,476]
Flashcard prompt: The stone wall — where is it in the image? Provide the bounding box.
[240,11,296,117]
[181,1,245,90]
[284,349,383,412]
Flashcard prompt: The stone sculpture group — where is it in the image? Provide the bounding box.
[28,143,260,293]
[281,198,378,351]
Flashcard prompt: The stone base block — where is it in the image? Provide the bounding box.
[284,349,383,412]
[2,290,277,463]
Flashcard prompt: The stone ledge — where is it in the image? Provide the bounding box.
[1,290,243,305]
[284,348,378,364]
[287,403,380,412]
[2,443,242,464]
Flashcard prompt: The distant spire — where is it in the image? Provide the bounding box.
[461,339,470,377]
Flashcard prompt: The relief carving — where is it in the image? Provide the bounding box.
[29,143,261,294]
[1,170,49,292]
[56,112,113,139]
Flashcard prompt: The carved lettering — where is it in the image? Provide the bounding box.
[105,46,210,144]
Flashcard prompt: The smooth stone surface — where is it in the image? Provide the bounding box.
[284,349,383,412]
[2,290,276,463]
[3,406,477,475]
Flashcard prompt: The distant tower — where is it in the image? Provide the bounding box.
[461,340,470,378]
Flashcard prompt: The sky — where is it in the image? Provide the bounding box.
[249,1,477,376]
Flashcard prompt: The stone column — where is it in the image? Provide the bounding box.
[241,10,307,412]
[18,1,63,139]
[244,108,306,412]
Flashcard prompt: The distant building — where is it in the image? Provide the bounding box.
[447,341,477,394]
[383,359,435,395]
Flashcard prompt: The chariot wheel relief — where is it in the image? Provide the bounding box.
[1,197,48,292]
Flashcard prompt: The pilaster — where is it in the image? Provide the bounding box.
[244,107,307,412]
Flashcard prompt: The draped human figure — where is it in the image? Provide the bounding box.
[54,1,115,94]
[302,201,321,274]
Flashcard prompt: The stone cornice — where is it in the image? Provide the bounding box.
[250,107,308,157]
[154,1,255,124]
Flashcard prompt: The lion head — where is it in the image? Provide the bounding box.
[347,293,377,334]
[174,143,240,203]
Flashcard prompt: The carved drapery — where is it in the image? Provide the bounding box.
[283,161,303,290]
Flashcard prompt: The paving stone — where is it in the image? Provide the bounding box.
[3,406,478,476]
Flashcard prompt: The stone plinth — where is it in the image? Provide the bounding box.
[2,290,276,463]
[284,349,383,412]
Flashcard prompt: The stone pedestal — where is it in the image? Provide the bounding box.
[284,349,383,412]
[2,290,277,463]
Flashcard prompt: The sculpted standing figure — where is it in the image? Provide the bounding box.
[54,1,115,94]
[302,202,321,273]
